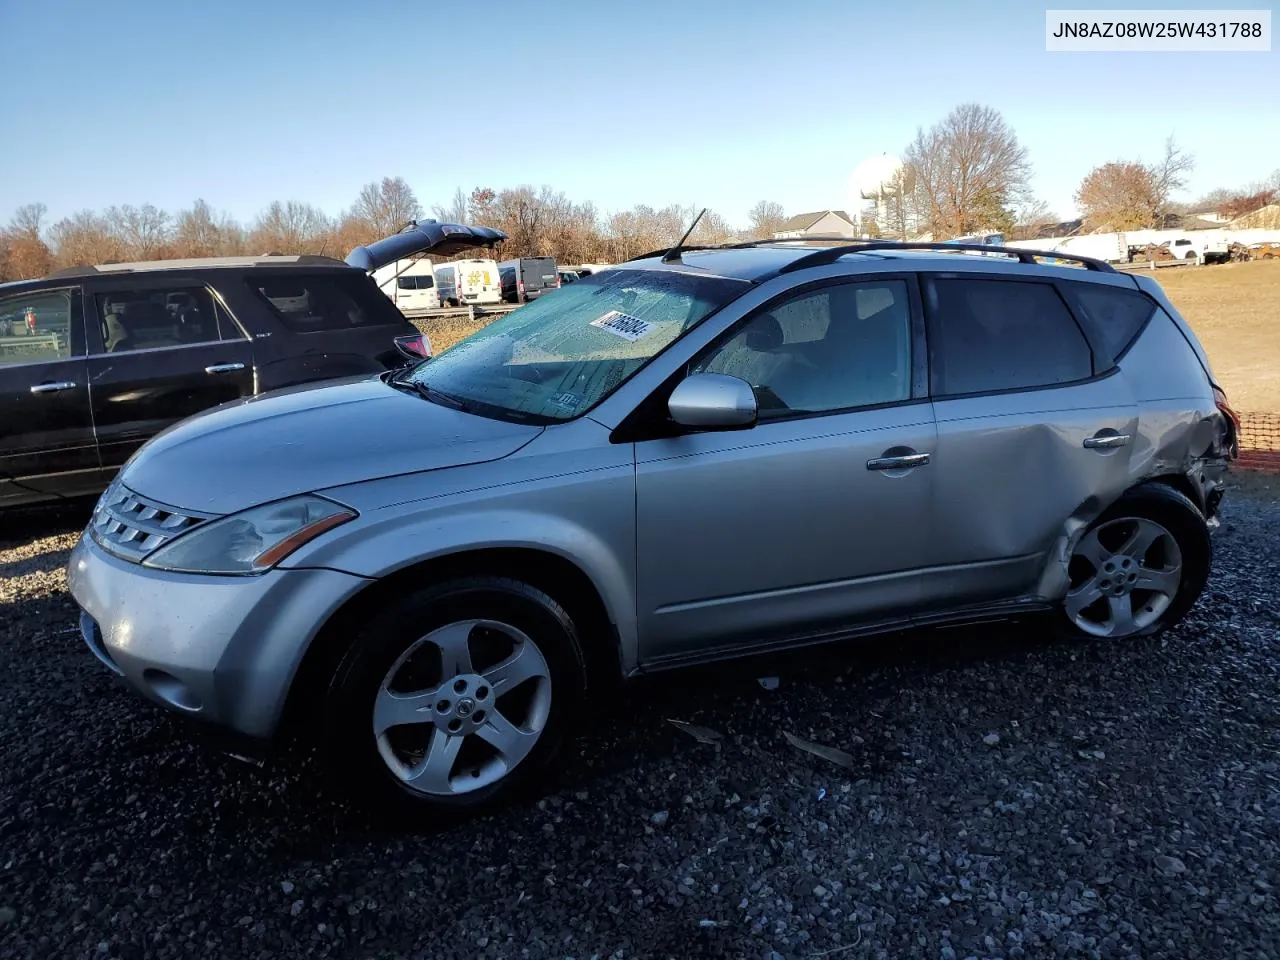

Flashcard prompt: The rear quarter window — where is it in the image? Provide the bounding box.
[1060,283,1157,368]
[250,273,406,333]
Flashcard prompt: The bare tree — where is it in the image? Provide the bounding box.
[469,187,497,224]
[49,210,127,266]
[689,209,736,245]
[433,187,470,225]
[11,203,47,239]
[904,103,1030,238]
[2,203,54,279]
[747,201,786,239]
[101,204,171,259]
[1074,162,1160,231]
[250,201,333,254]
[880,164,920,239]
[173,199,245,258]
[1150,135,1194,225]
[349,176,423,237]
[1219,188,1277,221]
[1009,197,1059,240]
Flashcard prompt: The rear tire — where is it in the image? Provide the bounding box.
[323,577,588,821]
[1057,484,1210,641]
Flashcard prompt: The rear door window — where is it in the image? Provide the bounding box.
[251,273,404,333]
[93,285,230,353]
[923,276,1094,396]
[1060,283,1157,368]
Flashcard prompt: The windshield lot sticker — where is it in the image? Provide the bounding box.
[590,310,654,342]
[552,391,580,409]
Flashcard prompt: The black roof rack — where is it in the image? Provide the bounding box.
[44,254,348,279]
[776,240,1118,274]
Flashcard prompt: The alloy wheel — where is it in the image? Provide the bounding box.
[372,619,552,796]
[1065,516,1183,638]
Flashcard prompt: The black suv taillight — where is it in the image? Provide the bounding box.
[393,334,431,361]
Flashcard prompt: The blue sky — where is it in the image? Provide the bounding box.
[0,0,1275,229]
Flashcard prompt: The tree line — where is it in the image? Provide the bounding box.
[3,102,1276,283]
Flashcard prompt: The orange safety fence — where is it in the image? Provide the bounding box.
[1238,412,1280,473]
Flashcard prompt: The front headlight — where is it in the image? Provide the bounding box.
[141,495,357,575]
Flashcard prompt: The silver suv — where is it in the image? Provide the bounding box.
[67,239,1238,817]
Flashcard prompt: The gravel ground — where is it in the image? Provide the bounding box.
[1,473,1278,960]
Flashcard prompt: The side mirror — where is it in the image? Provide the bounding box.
[668,373,757,429]
[394,333,433,362]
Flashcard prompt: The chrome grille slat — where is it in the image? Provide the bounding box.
[89,481,216,564]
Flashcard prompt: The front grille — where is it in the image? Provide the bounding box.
[90,482,214,563]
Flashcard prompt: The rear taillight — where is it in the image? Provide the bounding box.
[1212,384,1240,459]
[393,333,432,361]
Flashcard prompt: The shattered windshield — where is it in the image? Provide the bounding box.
[400,267,750,423]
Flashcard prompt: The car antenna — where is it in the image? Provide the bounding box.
[661,207,707,263]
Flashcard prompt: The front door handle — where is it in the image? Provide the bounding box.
[867,452,931,471]
[1083,433,1130,449]
[205,362,246,375]
[30,381,77,394]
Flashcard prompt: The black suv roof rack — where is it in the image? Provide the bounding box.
[776,240,1118,274]
[45,254,348,279]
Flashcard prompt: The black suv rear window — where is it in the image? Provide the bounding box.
[250,273,402,333]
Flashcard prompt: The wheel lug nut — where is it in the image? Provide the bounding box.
[448,719,462,733]
[453,679,467,694]
[474,709,486,723]
[436,699,450,712]
[476,686,489,700]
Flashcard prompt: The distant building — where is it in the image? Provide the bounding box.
[1230,203,1280,230]
[772,210,859,240]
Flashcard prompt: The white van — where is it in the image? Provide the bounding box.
[433,258,503,307]
[371,259,441,312]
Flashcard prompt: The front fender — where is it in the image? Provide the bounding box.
[282,504,639,672]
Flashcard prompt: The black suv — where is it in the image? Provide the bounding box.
[0,220,505,508]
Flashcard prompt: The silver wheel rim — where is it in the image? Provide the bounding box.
[1065,516,1183,638]
[373,619,552,797]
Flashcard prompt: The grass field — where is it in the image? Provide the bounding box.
[1148,259,1279,413]
[413,260,1280,414]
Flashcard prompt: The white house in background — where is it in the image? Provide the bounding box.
[772,210,859,240]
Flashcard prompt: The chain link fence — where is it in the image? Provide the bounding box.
[1239,412,1280,473]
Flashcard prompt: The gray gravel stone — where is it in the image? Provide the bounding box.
[1,476,1279,959]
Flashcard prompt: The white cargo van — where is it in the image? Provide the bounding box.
[371,259,441,312]
[433,258,503,307]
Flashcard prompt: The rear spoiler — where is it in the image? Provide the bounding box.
[345,220,507,273]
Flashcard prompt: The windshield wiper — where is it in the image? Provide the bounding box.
[387,372,471,410]
[412,381,474,412]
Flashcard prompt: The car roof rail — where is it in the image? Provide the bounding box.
[776,240,1119,274]
[44,254,349,279]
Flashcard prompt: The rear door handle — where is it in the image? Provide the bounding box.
[205,362,246,375]
[867,452,931,470]
[29,381,77,394]
[1083,433,1130,449]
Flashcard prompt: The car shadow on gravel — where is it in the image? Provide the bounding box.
[0,498,93,549]
[0,549,74,580]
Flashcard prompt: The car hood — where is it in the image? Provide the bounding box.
[119,374,542,516]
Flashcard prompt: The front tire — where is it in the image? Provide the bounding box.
[323,577,588,819]
[1058,484,1210,640]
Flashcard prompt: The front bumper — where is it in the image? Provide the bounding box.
[67,533,371,741]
